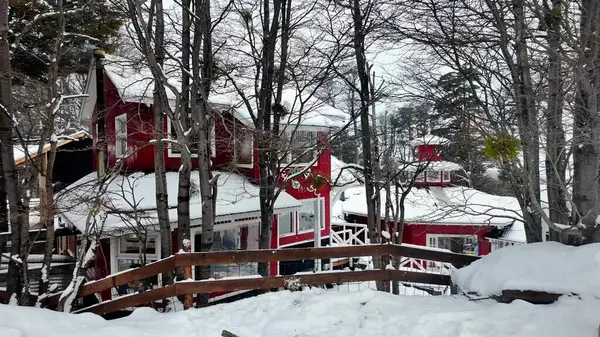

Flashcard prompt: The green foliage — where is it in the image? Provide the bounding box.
[10,0,125,81]
[483,134,520,161]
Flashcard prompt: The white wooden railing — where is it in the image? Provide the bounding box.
[330,223,369,246]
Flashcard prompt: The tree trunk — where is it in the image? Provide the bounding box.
[37,146,57,307]
[0,0,26,302]
[573,0,600,243]
[256,0,283,277]
[544,0,569,241]
[351,0,383,290]
[194,0,216,307]
[513,0,542,243]
[153,0,173,285]
[177,0,192,255]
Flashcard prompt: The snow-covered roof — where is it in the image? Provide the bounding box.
[14,130,90,166]
[403,160,463,172]
[338,185,522,226]
[330,156,363,188]
[56,170,301,235]
[80,55,348,129]
[490,221,526,243]
[410,134,450,146]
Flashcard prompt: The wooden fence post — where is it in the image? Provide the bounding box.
[183,240,193,310]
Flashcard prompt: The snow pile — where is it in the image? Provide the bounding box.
[453,242,600,298]
[2,288,600,336]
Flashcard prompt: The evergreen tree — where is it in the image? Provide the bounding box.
[432,71,484,176]
[9,0,124,81]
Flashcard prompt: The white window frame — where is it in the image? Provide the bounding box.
[233,125,254,168]
[297,197,326,234]
[166,117,216,158]
[442,171,451,182]
[426,234,477,252]
[280,130,318,167]
[278,211,296,237]
[110,233,161,296]
[115,113,127,158]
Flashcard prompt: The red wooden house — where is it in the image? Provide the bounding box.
[56,55,347,301]
[332,133,524,257]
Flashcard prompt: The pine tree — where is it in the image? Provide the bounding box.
[9,0,124,81]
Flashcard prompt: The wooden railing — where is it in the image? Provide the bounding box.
[71,244,479,316]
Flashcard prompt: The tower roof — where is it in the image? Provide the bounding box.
[410,134,450,146]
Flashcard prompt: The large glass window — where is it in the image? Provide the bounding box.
[281,130,318,164]
[279,212,294,235]
[114,234,160,295]
[195,225,260,280]
[426,170,440,182]
[234,127,253,165]
[298,198,326,232]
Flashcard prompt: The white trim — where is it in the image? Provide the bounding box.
[166,117,216,158]
[115,113,128,158]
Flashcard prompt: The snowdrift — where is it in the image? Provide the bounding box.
[452,242,600,298]
[1,287,600,336]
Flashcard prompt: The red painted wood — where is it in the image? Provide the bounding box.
[350,215,493,256]
[417,144,442,161]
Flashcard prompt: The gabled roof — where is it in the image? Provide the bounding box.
[79,56,349,130]
[14,130,90,166]
[410,134,450,146]
[56,170,301,235]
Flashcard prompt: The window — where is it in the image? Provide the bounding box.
[443,171,451,182]
[113,234,160,294]
[234,127,253,165]
[428,235,478,255]
[281,130,318,165]
[115,114,127,157]
[426,170,440,182]
[415,172,425,182]
[279,212,294,235]
[194,225,259,280]
[168,115,215,157]
[298,198,326,232]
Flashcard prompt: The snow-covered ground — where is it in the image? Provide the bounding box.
[1,287,599,337]
[453,242,600,298]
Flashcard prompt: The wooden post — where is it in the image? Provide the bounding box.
[182,241,193,309]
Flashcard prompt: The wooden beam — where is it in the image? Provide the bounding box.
[78,256,176,297]
[75,285,175,315]
[76,269,452,316]
[77,245,476,297]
